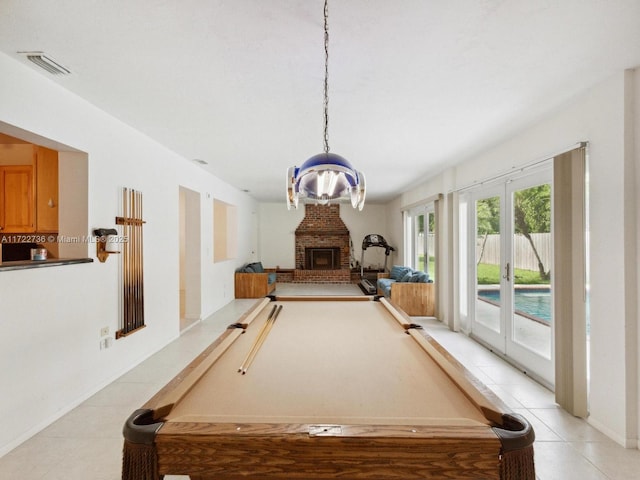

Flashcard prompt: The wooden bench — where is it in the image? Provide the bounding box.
[234,271,276,298]
[377,272,435,316]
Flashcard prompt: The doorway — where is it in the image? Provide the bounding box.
[469,167,554,387]
[179,186,201,332]
[406,203,437,281]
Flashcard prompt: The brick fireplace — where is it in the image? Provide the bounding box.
[293,204,351,283]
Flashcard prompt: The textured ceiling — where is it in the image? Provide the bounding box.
[1,0,640,203]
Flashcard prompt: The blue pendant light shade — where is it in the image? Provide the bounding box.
[287,153,366,210]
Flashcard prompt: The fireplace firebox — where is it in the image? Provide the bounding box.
[306,247,340,270]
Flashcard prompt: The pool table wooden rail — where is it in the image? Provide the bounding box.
[124,409,532,480]
[154,424,507,479]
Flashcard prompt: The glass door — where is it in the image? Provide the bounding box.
[470,168,554,386]
[470,186,506,351]
[406,203,435,279]
[505,174,553,384]
[426,208,436,282]
[412,210,426,271]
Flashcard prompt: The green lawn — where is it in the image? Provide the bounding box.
[417,255,435,279]
[477,263,550,285]
[414,258,547,285]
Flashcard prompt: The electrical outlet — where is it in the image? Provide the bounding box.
[100,326,109,337]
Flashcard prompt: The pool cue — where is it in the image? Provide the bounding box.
[238,304,277,372]
[241,305,282,375]
[119,188,145,336]
[121,187,126,333]
[133,189,140,330]
[130,188,135,331]
[241,307,278,375]
[123,187,131,333]
[138,190,144,327]
[131,188,136,331]
[131,188,137,331]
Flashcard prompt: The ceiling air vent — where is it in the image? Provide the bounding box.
[19,51,71,75]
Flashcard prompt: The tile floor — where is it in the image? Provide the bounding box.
[1,285,639,479]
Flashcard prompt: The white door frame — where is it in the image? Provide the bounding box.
[468,166,554,387]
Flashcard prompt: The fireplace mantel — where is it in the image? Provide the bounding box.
[296,230,349,236]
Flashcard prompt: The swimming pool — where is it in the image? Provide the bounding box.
[478,288,551,323]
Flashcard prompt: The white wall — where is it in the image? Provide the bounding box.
[57,151,89,259]
[393,69,639,447]
[622,69,639,451]
[632,67,640,449]
[341,204,398,269]
[257,202,393,270]
[257,203,303,268]
[384,197,405,266]
[0,52,257,456]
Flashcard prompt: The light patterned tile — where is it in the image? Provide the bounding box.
[496,381,557,408]
[84,380,159,407]
[534,441,609,480]
[38,404,126,439]
[569,440,640,480]
[512,408,562,442]
[44,437,121,480]
[485,384,527,410]
[530,408,612,443]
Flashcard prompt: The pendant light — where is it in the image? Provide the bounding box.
[286,0,366,210]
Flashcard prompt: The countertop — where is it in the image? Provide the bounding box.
[0,257,94,271]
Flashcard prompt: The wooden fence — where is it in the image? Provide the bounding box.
[476,233,551,272]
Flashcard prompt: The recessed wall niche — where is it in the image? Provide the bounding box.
[213,198,237,262]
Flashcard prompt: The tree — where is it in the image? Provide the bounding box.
[476,196,500,264]
[513,184,551,280]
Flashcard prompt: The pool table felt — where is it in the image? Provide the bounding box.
[157,297,499,428]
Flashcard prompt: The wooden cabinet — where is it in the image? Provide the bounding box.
[0,165,35,233]
[36,147,59,232]
[0,144,59,237]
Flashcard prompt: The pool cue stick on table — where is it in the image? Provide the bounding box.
[238,304,277,373]
[241,304,282,375]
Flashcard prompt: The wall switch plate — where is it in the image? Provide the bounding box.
[100,326,109,337]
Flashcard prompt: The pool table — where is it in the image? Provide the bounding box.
[122,295,534,480]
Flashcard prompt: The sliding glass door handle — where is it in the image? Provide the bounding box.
[503,262,511,282]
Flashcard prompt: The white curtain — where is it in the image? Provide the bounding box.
[553,145,588,417]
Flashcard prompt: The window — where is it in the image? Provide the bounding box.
[405,202,436,281]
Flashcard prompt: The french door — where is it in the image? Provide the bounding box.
[469,167,554,386]
[406,204,436,280]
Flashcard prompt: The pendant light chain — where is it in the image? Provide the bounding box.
[323,0,330,154]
